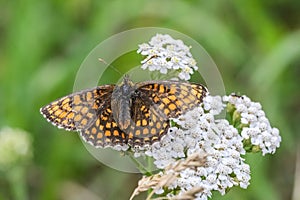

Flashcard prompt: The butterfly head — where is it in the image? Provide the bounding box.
[122,74,134,85]
[117,75,134,93]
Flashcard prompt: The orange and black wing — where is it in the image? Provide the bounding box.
[40,85,113,131]
[40,85,128,147]
[136,80,207,118]
[127,81,207,146]
[126,93,169,146]
[80,104,127,147]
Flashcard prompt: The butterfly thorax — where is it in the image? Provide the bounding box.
[111,77,136,131]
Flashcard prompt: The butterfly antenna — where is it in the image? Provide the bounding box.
[98,58,123,76]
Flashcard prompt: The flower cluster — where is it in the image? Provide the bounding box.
[224,95,281,155]
[137,34,198,80]
[128,34,282,200]
[0,127,32,171]
[132,96,246,199]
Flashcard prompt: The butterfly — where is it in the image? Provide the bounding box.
[40,75,207,148]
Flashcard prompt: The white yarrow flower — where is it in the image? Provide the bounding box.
[224,94,282,155]
[137,34,198,80]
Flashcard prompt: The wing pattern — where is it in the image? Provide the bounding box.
[40,79,207,148]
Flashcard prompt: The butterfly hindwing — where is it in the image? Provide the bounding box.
[80,104,127,147]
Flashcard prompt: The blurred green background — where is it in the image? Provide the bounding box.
[0,0,299,200]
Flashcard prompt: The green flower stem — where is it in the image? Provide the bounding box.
[128,153,152,176]
[147,156,154,173]
[7,166,28,200]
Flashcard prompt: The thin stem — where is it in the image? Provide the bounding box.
[128,152,152,176]
[147,156,153,172]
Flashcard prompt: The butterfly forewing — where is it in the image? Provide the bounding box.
[136,80,207,118]
[40,85,114,131]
